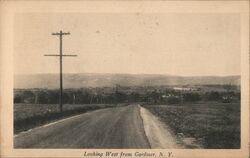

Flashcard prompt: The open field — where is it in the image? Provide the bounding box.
[143,103,240,149]
[14,104,118,134]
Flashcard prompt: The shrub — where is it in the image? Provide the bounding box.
[183,93,201,102]
[167,96,181,104]
[206,91,222,101]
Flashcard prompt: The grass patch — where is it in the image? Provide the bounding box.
[143,103,240,149]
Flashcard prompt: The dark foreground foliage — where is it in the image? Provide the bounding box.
[143,103,240,149]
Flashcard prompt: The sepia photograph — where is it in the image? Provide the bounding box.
[0,1,249,158]
[13,12,241,149]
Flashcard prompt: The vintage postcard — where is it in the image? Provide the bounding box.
[0,0,249,158]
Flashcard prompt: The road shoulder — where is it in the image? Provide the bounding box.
[140,105,183,149]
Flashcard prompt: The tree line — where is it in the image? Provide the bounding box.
[14,87,240,105]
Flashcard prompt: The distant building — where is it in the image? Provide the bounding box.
[173,87,199,91]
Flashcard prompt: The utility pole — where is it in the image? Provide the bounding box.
[44,30,77,112]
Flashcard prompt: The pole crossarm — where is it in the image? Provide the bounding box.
[52,32,70,36]
[44,54,77,57]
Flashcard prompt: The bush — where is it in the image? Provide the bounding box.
[167,96,181,104]
[37,91,49,104]
[14,94,22,103]
[183,93,201,102]
[206,91,222,101]
[22,91,35,103]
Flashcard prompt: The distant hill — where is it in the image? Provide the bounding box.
[14,73,240,89]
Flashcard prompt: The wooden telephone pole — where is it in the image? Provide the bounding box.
[44,30,77,112]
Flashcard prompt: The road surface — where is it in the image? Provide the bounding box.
[14,104,151,148]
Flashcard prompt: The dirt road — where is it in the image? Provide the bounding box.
[14,105,150,148]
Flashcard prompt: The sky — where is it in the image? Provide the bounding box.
[14,13,240,76]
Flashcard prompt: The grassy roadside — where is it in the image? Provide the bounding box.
[143,103,240,149]
[14,104,119,134]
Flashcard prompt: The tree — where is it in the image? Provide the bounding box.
[167,96,181,104]
[206,91,222,101]
[47,90,59,104]
[115,91,127,103]
[183,93,201,102]
[14,94,22,103]
[37,91,49,104]
[151,90,160,103]
[22,90,35,103]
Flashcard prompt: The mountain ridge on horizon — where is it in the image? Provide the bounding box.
[15,72,240,77]
[14,73,240,89]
